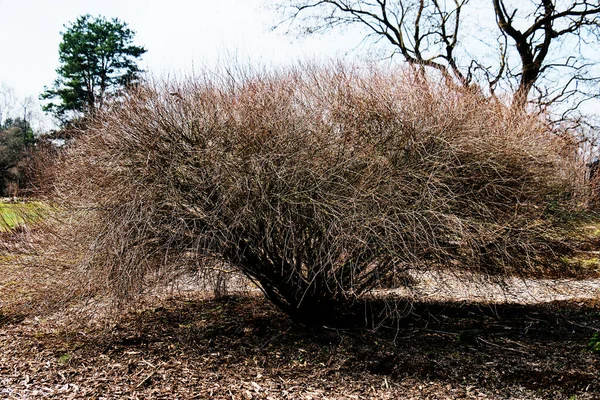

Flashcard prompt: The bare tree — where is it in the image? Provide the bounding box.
[19,96,37,126]
[0,83,16,126]
[493,0,600,111]
[276,0,473,86]
[275,0,600,114]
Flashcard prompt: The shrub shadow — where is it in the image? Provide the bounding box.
[70,295,598,398]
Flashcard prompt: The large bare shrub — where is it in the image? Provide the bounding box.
[52,64,583,325]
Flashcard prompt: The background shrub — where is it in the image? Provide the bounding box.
[51,64,585,325]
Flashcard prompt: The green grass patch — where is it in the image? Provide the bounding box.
[0,201,48,232]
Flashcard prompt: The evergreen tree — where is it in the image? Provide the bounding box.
[41,14,146,123]
[0,118,34,195]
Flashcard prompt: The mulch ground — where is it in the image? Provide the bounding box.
[1,228,599,399]
[1,291,599,399]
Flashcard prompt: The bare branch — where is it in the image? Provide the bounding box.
[276,0,600,120]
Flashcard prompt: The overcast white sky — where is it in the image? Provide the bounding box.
[0,0,370,106]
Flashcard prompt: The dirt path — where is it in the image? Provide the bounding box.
[390,271,600,304]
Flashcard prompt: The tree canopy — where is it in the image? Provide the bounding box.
[0,117,34,196]
[41,14,146,123]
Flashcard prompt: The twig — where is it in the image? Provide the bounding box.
[260,327,291,349]
[422,328,459,336]
[135,369,156,388]
[477,337,530,355]
[565,319,600,332]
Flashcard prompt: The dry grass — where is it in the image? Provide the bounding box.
[47,64,588,325]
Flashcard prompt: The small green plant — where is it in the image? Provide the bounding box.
[57,353,72,365]
[588,332,600,353]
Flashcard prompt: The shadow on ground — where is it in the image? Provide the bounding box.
[36,295,596,398]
